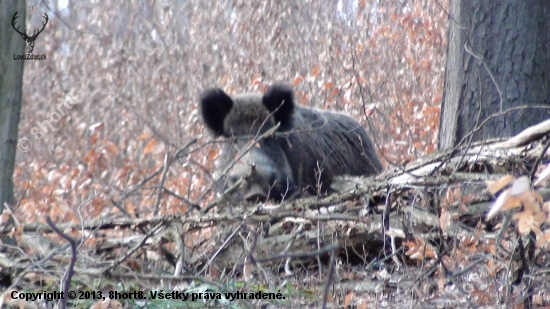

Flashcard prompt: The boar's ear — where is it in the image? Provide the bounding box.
[200,88,233,136]
[262,84,295,131]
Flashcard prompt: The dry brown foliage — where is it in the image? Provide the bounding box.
[15,0,446,222]
[22,1,550,309]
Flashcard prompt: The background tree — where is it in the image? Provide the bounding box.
[439,0,550,150]
[0,1,25,217]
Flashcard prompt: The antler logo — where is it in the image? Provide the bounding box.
[11,11,49,54]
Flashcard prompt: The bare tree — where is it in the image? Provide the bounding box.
[0,0,25,217]
[439,0,550,150]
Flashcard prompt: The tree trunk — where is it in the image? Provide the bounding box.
[439,0,550,150]
[0,1,26,213]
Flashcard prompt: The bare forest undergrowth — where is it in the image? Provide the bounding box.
[14,0,550,308]
[3,119,550,308]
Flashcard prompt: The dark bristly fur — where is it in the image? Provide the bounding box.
[200,83,383,202]
[262,84,295,131]
[200,89,234,136]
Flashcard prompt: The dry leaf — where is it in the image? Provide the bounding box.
[16,298,27,309]
[292,75,303,86]
[344,291,355,307]
[251,75,262,87]
[516,190,542,213]
[110,300,123,309]
[488,244,496,256]
[90,132,100,145]
[443,188,454,207]
[512,210,530,235]
[536,230,550,248]
[534,164,550,187]
[89,300,105,309]
[143,138,157,155]
[513,210,542,236]
[453,187,462,204]
[486,189,512,220]
[486,174,514,195]
[486,175,546,223]
[487,259,496,276]
[404,237,437,260]
[104,141,120,155]
[90,298,111,309]
[404,240,420,259]
[533,293,543,305]
[137,133,152,140]
[323,81,335,90]
[459,203,470,213]
[207,149,219,161]
[533,211,547,225]
[439,208,451,235]
[408,251,424,260]
[89,122,104,131]
[311,64,320,77]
